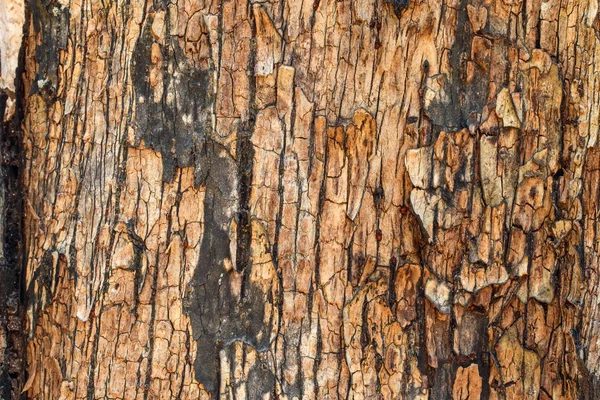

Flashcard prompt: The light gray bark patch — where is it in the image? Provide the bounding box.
[131,12,215,182]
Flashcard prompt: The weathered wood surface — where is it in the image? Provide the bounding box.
[9,0,600,398]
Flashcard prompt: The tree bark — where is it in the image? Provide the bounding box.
[4,0,600,398]
[1,1,26,398]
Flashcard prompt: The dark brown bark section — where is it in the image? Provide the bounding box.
[0,64,25,400]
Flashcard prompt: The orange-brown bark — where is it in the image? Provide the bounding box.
[7,0,600,398]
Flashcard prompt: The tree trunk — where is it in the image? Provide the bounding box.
[1,1,26,398]
[3,0,600,398]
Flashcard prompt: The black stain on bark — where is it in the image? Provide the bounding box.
[385,0,411,18]
[132,8,272,395]
[29,0,69,96]
[0,91,25,400]
[181,75,272,400]
[422,1,489,131]
[457,311,491,398]
[25,251,53,327]
[174,61,270,400]
[183,140,271,392]
[430,363,454,400]
[247,361,276,398]
[235,120,255,276]
[131,12,215,182]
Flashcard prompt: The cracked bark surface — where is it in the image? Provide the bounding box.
[7,0,600,398]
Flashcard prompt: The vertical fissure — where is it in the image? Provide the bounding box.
[236,1,258,281]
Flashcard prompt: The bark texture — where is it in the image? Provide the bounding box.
[0,0,26,398]
[11,0,600,398]
[0,93,25,400]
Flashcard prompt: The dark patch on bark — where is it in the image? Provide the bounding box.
[131,11,215,182]
[415,268,434,385]
[429,313,455,399]
[25,250,59,335]
[246,360,276,399]
[385,0,410,18]
[126,219,146,309]
[131,6,271,395]
[423,75,462,129]
[29,0,69,96]
[235,8,258,277]
[388,256,397,308]
[430,363,455,400]
[0,91,25,400]
[1,14,29,398]
[457,311,491,398]
[422,1,489,131]
[585,373,600,400]
[183,140,272,394]
[236,119,254,274]
[32,252,53,291]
